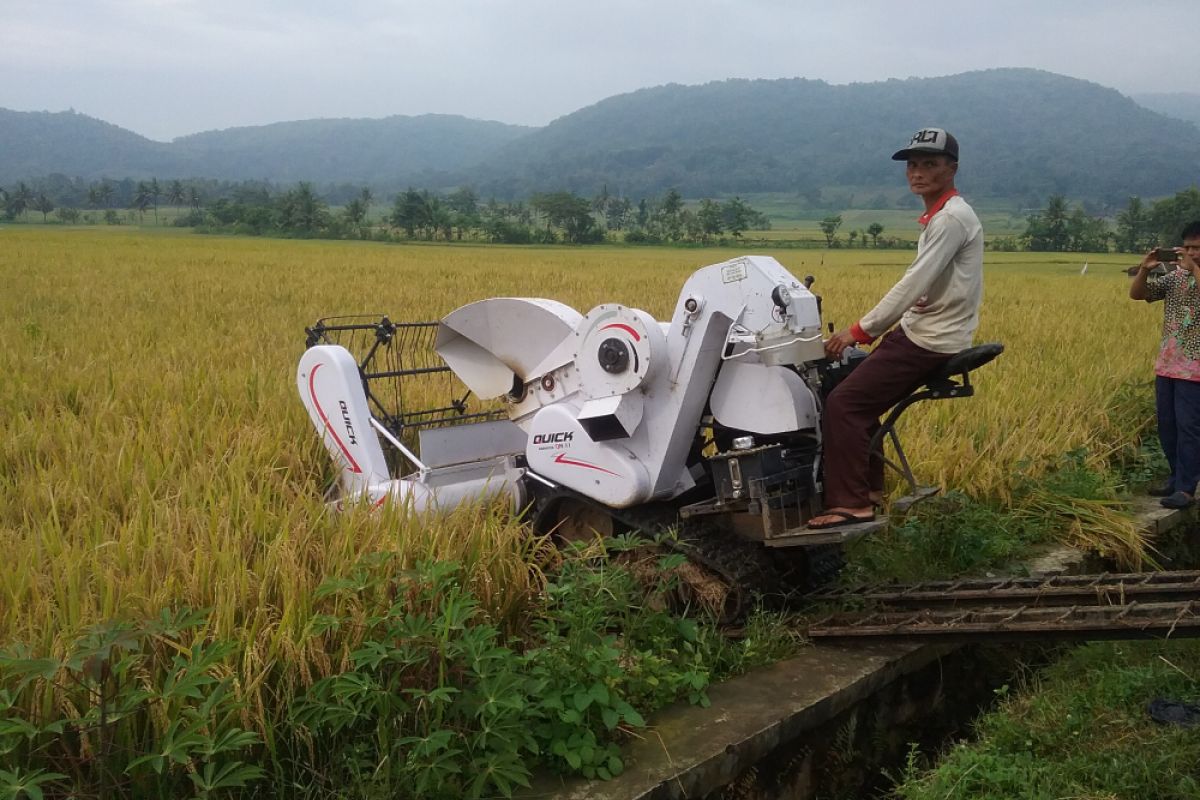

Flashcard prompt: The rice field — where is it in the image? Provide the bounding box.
[0,226,1159,735]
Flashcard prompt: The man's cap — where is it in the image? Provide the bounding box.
[892,127,959,161]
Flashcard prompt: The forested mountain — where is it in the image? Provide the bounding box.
[0,109,179,180]
[476,69,1200,203]
[0,111,531,185]
[170,115,533,183]
[4,69,1200,204]
[1132,92,1200,128]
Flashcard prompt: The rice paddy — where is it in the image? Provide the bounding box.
[0,226,1160,737]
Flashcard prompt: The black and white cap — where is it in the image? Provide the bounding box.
[892,127,959,161]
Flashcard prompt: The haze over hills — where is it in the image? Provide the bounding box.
[3,69,1199,204]
[1131,92,1200,128]
[476,69,1200,202]
[171,115,533,183]
[0,110,531,186]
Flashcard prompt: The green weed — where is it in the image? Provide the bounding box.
[0,609,263,798]
[894,640,1200,800]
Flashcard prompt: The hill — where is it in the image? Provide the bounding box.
[0,109,180,182]
[4,70,1200,204]
[1132,92,1200,128]
[0,110,530,186]
[171,115,533,183]
[477,69,1200,203]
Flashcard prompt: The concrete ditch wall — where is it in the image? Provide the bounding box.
[526,501,1197,800]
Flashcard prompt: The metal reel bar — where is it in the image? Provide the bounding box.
[304,315,503,442]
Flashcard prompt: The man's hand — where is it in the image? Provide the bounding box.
[1137,248,1163,272]
[825,328,859,359]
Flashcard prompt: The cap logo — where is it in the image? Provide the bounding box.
[911,129,941,148]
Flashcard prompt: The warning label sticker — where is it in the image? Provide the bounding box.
[721,261,748,283]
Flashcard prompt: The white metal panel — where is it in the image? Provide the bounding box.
[436,298,582,398]
[297,345,392,494]
[710,361,819,433]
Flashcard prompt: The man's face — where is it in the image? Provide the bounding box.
[906,154,957,198]
[1184,236,1200,262]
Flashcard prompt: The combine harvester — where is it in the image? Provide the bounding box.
[297,255,1200,642]
[297,255,1009,622]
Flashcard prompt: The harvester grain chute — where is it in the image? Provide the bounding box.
[298,255,1003,620]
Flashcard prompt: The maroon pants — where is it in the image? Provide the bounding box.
[822,329,954,508]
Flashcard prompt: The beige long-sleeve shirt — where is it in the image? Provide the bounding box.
[855,195,984,354]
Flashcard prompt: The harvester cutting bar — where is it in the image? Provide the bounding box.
[807,601,1200,643]
[805,571,1200,609]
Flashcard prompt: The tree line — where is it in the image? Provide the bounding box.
[1017,190,1200,252]
[5,175,1199,254]
[1,177,772,246]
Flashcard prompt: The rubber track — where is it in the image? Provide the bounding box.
[542,487,843,623]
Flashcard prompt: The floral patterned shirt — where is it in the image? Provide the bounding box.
[1145,267,1200,382]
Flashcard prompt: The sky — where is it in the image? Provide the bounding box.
[2,0,1197,142]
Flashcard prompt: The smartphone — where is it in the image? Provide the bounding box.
[1157,247,1180,262]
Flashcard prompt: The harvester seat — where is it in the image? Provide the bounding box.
[870,341,1005,510]
[924,342,1006,394]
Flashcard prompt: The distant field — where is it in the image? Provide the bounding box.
[20,198,1034,243]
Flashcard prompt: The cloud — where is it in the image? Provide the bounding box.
[2,0,1196,140]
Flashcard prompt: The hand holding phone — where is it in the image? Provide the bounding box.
[1156,247,1180,263]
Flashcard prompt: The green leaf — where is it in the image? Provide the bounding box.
[0,768,68,800]
[588,682,609,707]
[189,760,266,792]
[565,749,582,770]
[601,707,620,730]
[622,707,645,727]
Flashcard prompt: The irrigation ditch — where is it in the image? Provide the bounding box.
[525,500,1200,800]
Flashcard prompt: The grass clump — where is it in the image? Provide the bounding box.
[894,640,1200,800]
[848,442,1158,585]
[844,491,1049,584]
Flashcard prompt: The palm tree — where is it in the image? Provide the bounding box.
[96,182,115,209]
[166,180,185,208]
[10,182,34,220]
[149,178,162,224]
[34,193,55,222]
[132,182,152,223]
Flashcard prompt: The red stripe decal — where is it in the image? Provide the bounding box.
[308,363,363,474]
[554,452,620,476]
[600,322,641,342]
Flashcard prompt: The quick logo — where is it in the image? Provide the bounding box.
[532,431,573,445]
[338,400,358,445]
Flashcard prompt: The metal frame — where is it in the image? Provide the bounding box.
[304,316,504,444]
[867,369,977,508]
